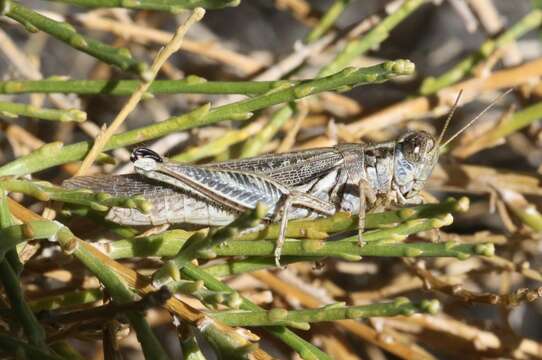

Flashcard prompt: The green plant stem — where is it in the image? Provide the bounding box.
[0,101,86,122]
[106,214,456,260]
[305,0,351,43]
[0,262,48,345]
[29,288,103,312]
[209,298,439,327]
[511,204,542,232]
[56,234,170,360]
[171,122,261,162]
[202,257,315,278]
[0,196,23,278]
[419,9,542,95]
[0,60,414,177]
[209,239,495,260]
[167,280,243,309]
[104,198,468,260]
[3,1,149,78]
[239,197,469,240]
[105,222,494,265]
[181,264,333,360]
[1,179,152,214]
[473,101,542,147]
[504,194,542,232]
[0,78,300,96]
[239,104,294,158]
[112,229,193,259]
[152,205,266,287]
[42,0,239,12]
[237,0,422,159]
[319,0,424,76]
[49,342,86,360]
[105,215,451,260]
[0,194,49,351]
[180,328,206,360]
[0,220,69,256]
[0,334,63,360]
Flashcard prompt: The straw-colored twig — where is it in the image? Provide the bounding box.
[76,8,205,176]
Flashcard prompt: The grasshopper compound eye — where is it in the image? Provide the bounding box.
[130,148,163,163]
[400,131,436,163]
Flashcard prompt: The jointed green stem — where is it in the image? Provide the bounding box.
[0,194,49,351]
[108,226,496,263]
[181,264,333,360]
[42,0,239,12]
[319,0,425,76]
[167,280,243,309]
[171,122,262,162]
[239,197,469,240]
[472,102,542,148]
[0,334,63,360]
[0,220,70,256]
[305,0,351,43]
[0,60,415,177]
[236,0,424,160]
[56,235,170,360]
[211,239,495,260]
[0,77,298,96]
[0,179,152,214]
[209,298,440,327]
[104,198,469,260]
[0,75,299,96]
[239,104,294,158]
[0,101,86,122]
[29,288,104,312]
[201,257,314,278]
[152,205,266,287]
[3,1,149,77]
[419,9,542,95]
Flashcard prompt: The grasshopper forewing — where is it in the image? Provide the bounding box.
[131,149,335,265]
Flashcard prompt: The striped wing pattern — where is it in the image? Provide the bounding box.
[160,164,286,214]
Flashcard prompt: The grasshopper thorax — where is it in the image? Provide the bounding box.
[393,131,438,201]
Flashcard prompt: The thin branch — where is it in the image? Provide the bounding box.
[76,8,205,175]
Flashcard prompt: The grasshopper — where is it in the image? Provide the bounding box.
[64,90,507,266]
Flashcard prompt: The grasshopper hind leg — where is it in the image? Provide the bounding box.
[275,196,293,268]
[274,192,336,268]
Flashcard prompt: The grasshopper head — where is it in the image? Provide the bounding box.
[393,131,438,201]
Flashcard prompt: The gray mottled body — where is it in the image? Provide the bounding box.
[64,131,438,266]
[63,131,437,228]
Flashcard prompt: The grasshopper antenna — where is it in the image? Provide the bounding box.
[437,89,464,148]
[440,88,514,150]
